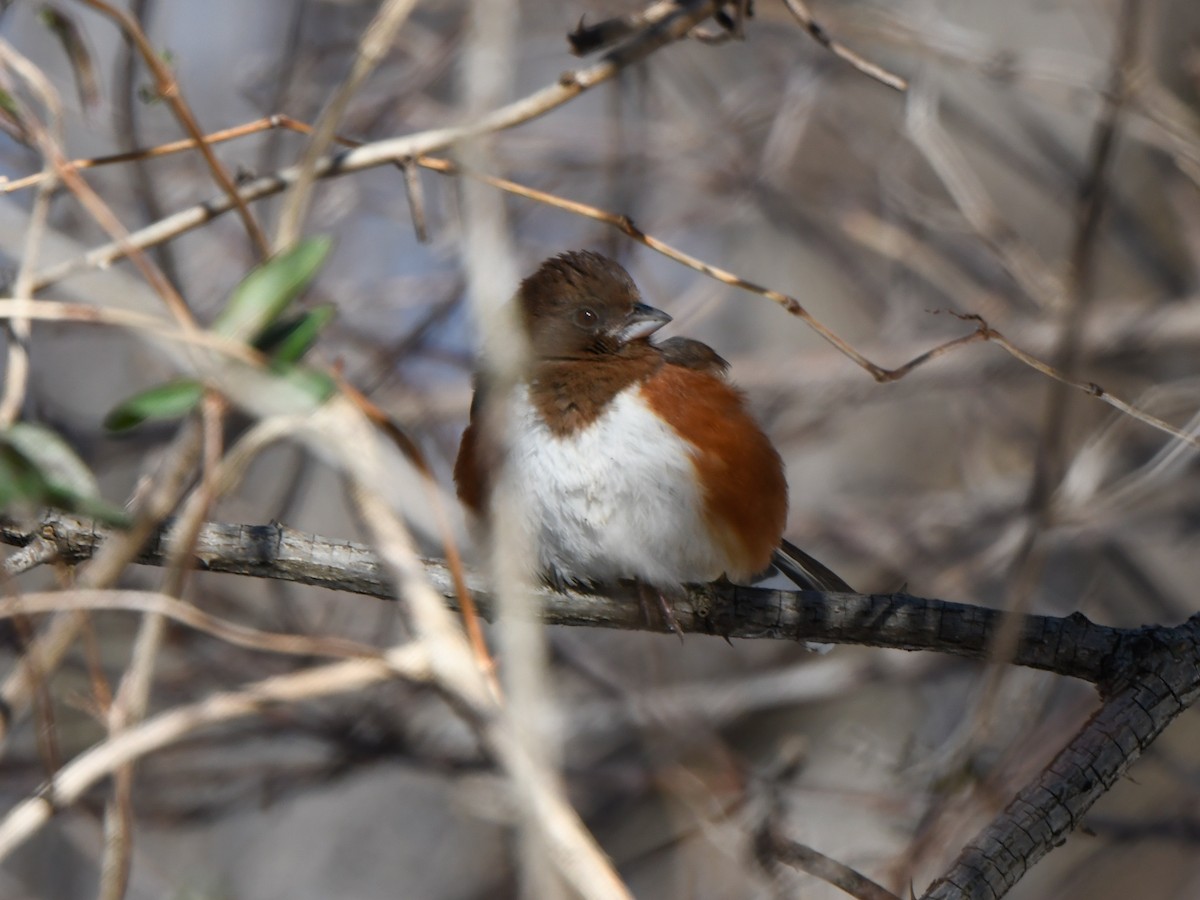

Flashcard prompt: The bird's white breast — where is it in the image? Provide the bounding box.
[504,384,726,587]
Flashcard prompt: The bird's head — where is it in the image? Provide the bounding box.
[517,251,671,360]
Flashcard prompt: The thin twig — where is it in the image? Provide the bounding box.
[78,0,271,258]
[0,298,261,364]
[0,644,431,861]
[27,0,724,291]
[0,53,60,426]
[758,820,901,900]
[0,116,297,194]
[0,423,203,753]
[113,0,183,292]
[0,39,197,329]
[780,0,907,91]
[97,392,227,900]
[275,0,419,249]
[954,314,1200,450]
[1,133,1191,455]
[0,590,383,659]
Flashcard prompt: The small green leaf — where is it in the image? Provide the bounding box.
[274,365,337,404]
[214,237,333,342]
[0,425,130,526]
[0,89,21,120]
[104,379,204,432]
[137,83,163,105]
[0,448,44,510]
[4,423,101,498]
[255,305,336,364]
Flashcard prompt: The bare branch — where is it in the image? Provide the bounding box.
[0,589,383,660]
[781,0,908,91]
[757,820,901,900]
[29,0,724,291]
[0,511,1125,684]
[0,645,431,861]
[923,616,1200,899]
[77,0,271,258]
[274,0,419,250]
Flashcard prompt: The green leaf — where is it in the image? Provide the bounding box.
[103,379,204,432]
[0,448,44,510]
[254,305,336,364]
[274,365,337,404]
[136,84,163,105]
[4,423,101,498]
[0,88,21,120]
[214,237,333,343]
[0,424,130,526]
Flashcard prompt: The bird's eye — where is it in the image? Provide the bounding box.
[574,307,598,327]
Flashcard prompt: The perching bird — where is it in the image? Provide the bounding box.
[453,250,851,631]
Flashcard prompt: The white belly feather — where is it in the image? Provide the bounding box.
[506,384,725,587]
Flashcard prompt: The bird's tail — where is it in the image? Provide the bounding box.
[770,538,855,593]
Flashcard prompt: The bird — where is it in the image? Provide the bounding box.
[453,250,852,632]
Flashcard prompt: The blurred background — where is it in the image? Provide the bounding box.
[1,0,1199,897]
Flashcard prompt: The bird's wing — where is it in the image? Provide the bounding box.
[656,337,730,376]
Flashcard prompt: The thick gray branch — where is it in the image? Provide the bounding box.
[2,512,1121,683]
[923,618,1200,899]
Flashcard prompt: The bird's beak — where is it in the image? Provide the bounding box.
[617,302,671,343]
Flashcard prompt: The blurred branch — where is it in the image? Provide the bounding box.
[38,7,100,109]
[0,42,196,330]
[0,298,262,364]
[756,818,901,900]
[0,589,382,660]
[780,0,907,91]
[0,642,432,862]
[275,0,419,250]
[349,456,632,899]
[26,0,725,291]
[0,424,203,754]
[1031,0,1142,507]
[923,14,1153,896]
[905,79,1064,310]
[11,119,1196,451]
[852,9,1200,190]
[569,0,693,54]
[114,0,183,290]
[0,52,57,426]
[97,392,227,900]
[78,0,271,258]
